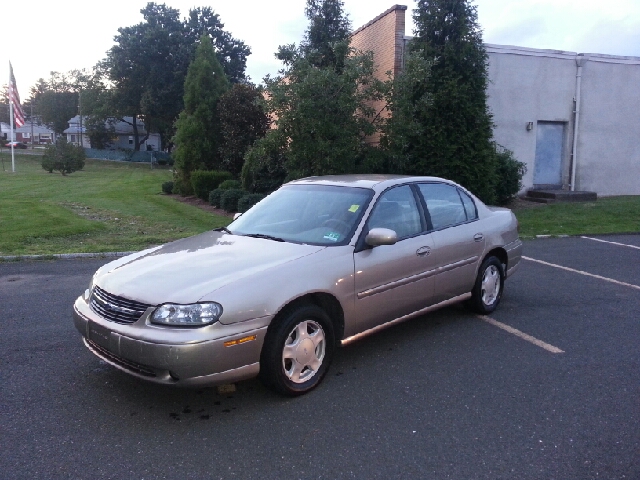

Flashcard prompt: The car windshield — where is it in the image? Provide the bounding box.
[228,184,373,245]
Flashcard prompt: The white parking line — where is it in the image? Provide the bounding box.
[581,236,640,250]
[477,315,564,354]
[523,256,640,291]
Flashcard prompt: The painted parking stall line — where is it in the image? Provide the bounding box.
[477,315,565,354]
[580,236,640,250]
[523,256,640,291]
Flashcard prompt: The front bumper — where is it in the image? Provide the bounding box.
[73,296,270,387]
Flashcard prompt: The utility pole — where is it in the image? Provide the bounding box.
[78,90,83,147]
[30,102,34,149]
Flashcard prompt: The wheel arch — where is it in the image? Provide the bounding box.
[483,247,508,272]
[267,293,345,344]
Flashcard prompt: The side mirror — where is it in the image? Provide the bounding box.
[233,212,243,221]
[365,228,398,247]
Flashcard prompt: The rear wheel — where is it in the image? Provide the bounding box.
[259,304,335,396]
[468,256,504,314]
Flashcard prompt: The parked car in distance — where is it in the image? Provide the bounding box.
[73,175,522,396]
[5,141,28,149]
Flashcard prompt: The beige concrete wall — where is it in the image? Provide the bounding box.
[486,44,640,195]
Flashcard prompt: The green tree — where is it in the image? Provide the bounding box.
[299,0,352,69]
[172,35,230,194]
[41,137,86,175]
[266,50,383,179]
[388,0,498,203]
[28,70,95,136]
[217,84,269,178]
[184,7,251,84]
[255,0,386,182]
[0,85,9,125]
[381,52,433,174]
[103,3,250,150]
[241,130,289,193]
[85,117,115,149]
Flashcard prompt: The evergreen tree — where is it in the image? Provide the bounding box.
[389,0,498,203]
[172,35,230,194]
[300,0,351,69]
[217,84,269,178]
[254,0,385,183]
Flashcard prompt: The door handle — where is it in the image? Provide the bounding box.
[416,246,431,257]
[473,233,484,242]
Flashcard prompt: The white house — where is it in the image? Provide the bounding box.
[64,116,162,151]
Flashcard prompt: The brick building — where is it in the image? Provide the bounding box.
[351,5,640,196]
[351,5,408,143]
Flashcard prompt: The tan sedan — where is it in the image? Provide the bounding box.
[73,175,522,395]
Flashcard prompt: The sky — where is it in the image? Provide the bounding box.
[2,0,640,102]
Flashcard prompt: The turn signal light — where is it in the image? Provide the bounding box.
[224,335,257,347]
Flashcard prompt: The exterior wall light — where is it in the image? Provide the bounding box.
[526,122,534,131]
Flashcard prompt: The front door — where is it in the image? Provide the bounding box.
[533,121,565,187]
[354,185,435,332]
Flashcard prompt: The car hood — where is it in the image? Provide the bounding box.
[95,231,325,305]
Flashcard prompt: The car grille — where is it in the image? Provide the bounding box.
[90,286,153,324]
[85,339,157,377]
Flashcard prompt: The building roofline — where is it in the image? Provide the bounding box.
[485,43,640,65]
[351,4,407,37]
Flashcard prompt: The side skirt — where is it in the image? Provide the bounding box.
[340,293,472,346]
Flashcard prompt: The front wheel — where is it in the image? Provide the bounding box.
[259,304,335,396]
[468,256,504,314]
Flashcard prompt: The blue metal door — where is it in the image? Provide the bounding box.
[534,122,564,186]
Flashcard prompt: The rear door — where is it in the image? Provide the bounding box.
[417,183,485,303]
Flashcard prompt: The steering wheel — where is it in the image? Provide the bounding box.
[322,219,351,235]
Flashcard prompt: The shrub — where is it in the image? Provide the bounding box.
[41,138,86,175]
[218,179,242,190]
[171,177,189,196]
[494,145,527,205]
[209,189,223,208]
[237,193,266,213]
[190,170,233,201]
[221,188,247,212]
[241,131,288,194]
[161,181,174,194]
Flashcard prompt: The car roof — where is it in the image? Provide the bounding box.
[286,174,456,192]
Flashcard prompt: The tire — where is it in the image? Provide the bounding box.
[259,304,336,396]
[468,256,505,314]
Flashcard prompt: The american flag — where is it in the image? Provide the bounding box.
[9,62,25,128]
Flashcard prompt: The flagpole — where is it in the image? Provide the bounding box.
[9,80,15,173]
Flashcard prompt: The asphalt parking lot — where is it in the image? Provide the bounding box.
[1,235,638,479]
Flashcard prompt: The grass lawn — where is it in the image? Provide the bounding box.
[0,153,229,256]
[1,151,638,255]
[512,196,640,238]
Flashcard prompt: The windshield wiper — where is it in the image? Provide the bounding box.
[243,233,285,242]
[213,227,233,234]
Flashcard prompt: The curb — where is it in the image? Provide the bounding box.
[0,251,137,262]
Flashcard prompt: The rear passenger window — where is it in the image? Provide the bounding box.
[418,183,468,230]
[459,189,478,220]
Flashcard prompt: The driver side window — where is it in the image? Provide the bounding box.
[368,186,422,239]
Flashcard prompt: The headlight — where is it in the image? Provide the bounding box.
[151,303,223,327]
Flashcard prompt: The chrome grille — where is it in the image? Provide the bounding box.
[85,339,157,377]
[90,286,153,324]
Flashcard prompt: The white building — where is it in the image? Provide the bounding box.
[486,45,640,196]
[352,6,640,196]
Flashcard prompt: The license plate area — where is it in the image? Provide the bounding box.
[89,322,112,349]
